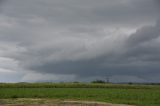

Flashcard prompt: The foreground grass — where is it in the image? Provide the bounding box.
[0,83,160,106]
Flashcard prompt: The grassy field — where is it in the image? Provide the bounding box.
[0,83,160,106]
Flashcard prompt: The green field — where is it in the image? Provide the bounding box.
[0,83,160,106]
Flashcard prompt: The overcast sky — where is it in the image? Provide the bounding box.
[0,0,160,83]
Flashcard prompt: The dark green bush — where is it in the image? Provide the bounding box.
[91,80,106,83]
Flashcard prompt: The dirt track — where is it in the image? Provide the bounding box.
[0,99,136,106]
[59,101,135,106]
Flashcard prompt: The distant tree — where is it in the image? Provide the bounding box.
[91,80,106,83]
[73,81,79,83]
[128,82,133,85]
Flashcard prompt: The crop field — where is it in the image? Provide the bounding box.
[0,83,160,106]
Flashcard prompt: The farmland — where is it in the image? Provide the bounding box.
[0,83,160,106]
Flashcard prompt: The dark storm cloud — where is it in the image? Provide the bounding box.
[27,20,160,82]
[0,0,5,5]
[125,20,160,59]
[0,0,160,82]
[127,22,160,46]
[1,0,159,27]
[0,0,6,11]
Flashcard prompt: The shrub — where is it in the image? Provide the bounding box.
[91,80,106,83]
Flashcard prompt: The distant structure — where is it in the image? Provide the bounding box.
[106,76,110,83]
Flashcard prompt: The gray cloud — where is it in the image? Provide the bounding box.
[0,0,160,82]
[127,22,160,46]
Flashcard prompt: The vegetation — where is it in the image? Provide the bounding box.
[0,83,160,106]
[91,80,106,83]
[0,82,159,89]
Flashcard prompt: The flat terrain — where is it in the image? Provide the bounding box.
[0,83,160,106]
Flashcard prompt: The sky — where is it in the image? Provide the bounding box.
[0,0,160,83]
